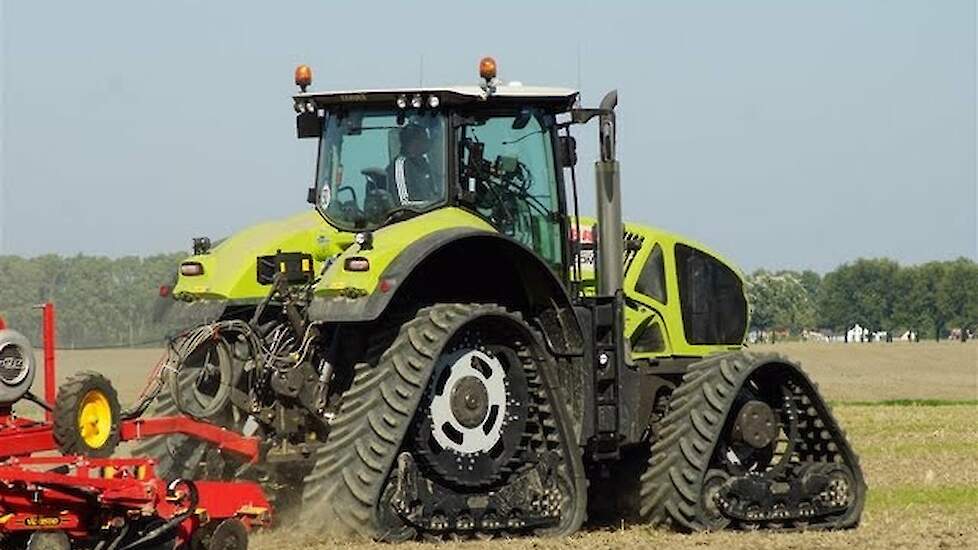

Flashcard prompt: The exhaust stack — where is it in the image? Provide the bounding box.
[594,90,621,296]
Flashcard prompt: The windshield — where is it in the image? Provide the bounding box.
[316,110,447,229]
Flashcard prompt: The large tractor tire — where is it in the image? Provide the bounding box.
[639,351,866,531]
[301,303,586,541]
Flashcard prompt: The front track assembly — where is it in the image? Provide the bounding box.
[640,351,866,531]
[300,303,586,541]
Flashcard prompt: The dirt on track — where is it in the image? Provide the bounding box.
[22,341,978,549]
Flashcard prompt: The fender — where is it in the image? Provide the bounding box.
[308,229,584,355]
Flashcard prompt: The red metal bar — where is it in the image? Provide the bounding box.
[0,315,6,330]
[42,303,56,421]
[120,416,261,463]
[0,420,58,457]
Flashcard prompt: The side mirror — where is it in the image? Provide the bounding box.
[558,135,577,167]
[512,108,532,130]
[307,187,317,204]
[297,111,322,139]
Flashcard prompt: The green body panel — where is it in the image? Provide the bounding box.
[172,210,344,302]
[313,207,495,299]
[172,208,494,303]
[574,216,748,358]
[172,207,746,359]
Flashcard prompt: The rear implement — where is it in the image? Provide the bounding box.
[0,310,271,550]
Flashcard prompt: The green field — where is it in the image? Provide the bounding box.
[28,341,978,549]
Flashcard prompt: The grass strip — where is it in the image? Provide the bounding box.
[868,485,978,510]
[831,399,978,407]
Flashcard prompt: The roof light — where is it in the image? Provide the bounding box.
[294,64,313,92]
[396,95,408,109]
[180,262,204,276]
[410,94,423,109]
[427,95,440,108]
[479,57,497,81]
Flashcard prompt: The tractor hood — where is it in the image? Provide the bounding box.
[172,210,346,302]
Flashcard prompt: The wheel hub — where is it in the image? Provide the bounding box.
[77,390,113,449]
[451,375,489,429]
[429,349,507,455]
[732,399,779,449]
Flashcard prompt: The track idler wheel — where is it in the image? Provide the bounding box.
[53,371,122,458]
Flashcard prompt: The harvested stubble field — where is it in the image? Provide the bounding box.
[26,341,978,549]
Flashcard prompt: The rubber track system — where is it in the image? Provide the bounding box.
[639,350,865,531]
[301,303,586,541]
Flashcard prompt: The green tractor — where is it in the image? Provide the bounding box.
[140,58,865,539]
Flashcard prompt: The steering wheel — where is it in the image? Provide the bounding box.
[334,185,362,219]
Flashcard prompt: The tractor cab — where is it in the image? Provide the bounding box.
[294,63,577,275]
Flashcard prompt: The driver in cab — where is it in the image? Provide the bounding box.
[387,124,439,205]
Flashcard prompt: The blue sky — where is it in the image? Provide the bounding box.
[1,0,975,272]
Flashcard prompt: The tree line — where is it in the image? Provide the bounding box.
[0,253,184,348]
[746,257,978,339]
[1,254,976,347]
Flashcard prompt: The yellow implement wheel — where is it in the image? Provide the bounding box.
[53,371,121,457]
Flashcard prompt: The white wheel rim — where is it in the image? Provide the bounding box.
[429,349,507,455]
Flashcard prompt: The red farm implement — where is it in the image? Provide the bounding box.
[0,305,271,549]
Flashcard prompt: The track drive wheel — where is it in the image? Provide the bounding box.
[53,371,121,458]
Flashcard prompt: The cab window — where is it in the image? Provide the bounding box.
[635,243,667,304]
[675,244,747,345]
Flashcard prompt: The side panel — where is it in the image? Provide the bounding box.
[574,216,747,358]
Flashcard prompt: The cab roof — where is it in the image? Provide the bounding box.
[295,84,579,111]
